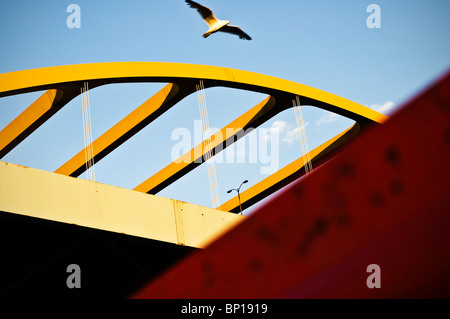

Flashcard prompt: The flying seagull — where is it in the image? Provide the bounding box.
[185,0,252,40]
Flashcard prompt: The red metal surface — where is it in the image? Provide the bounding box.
[132,71,450,299]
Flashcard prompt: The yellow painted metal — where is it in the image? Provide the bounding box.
[54,83,193,176]
[217,124,359,213]
[0,62,389,213]
[0,161,244,248]
[0,62,387,124]
[0,90,58,155]
[134,95,276,194]
[0,88,78,158]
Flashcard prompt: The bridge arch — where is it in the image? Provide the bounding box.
[0,62,388,212]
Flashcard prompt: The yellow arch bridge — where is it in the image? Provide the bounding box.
[0,62,387,250]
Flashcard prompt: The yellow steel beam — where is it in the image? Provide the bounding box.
[0,62,388,125]
[0,63,389,212]
[55,83,195,177]
[0,86,79,158]
[132,92,365,202]
[0,161,244,248]
[133,95,276,194]
[217,123,359,213]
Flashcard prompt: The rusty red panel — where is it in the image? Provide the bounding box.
[132,70,450,299]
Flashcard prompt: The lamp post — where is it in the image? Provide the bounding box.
[227,180,248,215]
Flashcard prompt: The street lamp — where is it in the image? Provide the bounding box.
[227,180,248,215]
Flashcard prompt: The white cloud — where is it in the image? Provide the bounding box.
[282,127,300,144]
[282,124,309,144]
[260,120,308,145]
[316,111,340,126]
[368,101,396,115]
[268,120,289,135]
[260,120,287,143]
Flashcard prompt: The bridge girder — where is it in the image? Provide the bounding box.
[0,62,388,212]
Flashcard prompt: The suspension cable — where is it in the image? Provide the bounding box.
[196,80,221,208]
[293,95,313,175]
[81,81,95,182]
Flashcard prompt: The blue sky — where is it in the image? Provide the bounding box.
[1,0,449,214]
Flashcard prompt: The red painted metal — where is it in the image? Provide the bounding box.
[132,70,450,299]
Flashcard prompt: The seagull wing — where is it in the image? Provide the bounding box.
[219,25,252,40]
[185,0,218,27]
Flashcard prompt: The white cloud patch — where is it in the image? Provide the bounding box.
[282,124,310,144]
[260,120,308,145]
[316,111,340,126]
[367,101,396,115]
[268,120,289,137]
